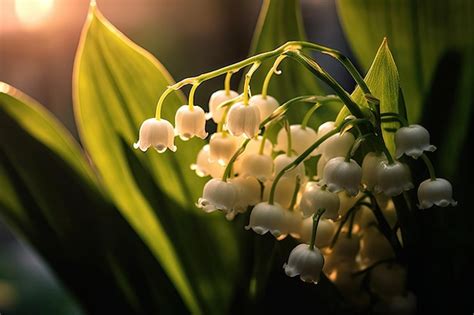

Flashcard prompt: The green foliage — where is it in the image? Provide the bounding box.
[247,0,340,127]
[337,39,405,155]
[336,0,474,176]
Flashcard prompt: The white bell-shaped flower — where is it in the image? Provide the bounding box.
[174,105,208,140]
[320,157,362,196]
[208,89,239,123]
[191,144,225,178]
[313,121,335,156]
[239,153,273,181]
[417,178,457,209]
[327,233,360,264]
[299,218,336,248]
[226,101,261,138]
[249,94,279,122]
[227,177,261,220]
[245,202,286,237]
[395,124,436,159]
[282,210,303,239]
[134,118,176,153]
[361,152,386,190]
[273,154,305,180]
[275,124,317,156]
[374,161,413,197]
[323,132,355,159]
[209,132,241,165]
[338,192,364,217]
[243,136,273,156]
[196,179,237,213]
[299,185,340,219]
[284,243,324,284]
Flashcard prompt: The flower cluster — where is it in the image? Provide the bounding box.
[133,41,456,311]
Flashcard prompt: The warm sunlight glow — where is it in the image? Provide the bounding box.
[15,0,55,27]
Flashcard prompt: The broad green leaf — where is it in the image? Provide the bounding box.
[74,4,239,314]
[337,39,403,155]
[0,84,189,314]
[336,0,474,176]
[247,0,334,126]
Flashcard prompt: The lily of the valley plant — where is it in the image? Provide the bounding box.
[134,40,457,311]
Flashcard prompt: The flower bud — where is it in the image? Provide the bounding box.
[209,132,241,165]
[359,226,395,268]
[249,94,279,122]
[323,132,355,159]
[327,232,360,265]
[174,105,208,140]
[299,218,336,248]
[361,152,386,190]
[246,202,286,237]
[284,243,324,284]
[275,124,317,156]
[134,118,176,153]
[197,179,237,213]
[208,89,239,123]
[316,155,329,179]
[299,185,340,219]
[417,178,457,209]
[313,121,335,156]
[374,161,413,197]
[395,124,436,159]
[320,157,362,196]
[226,101,260,138]
[273,154,306,180]
[239,153,273,181]
[191,144,225,178]
[263,176,298,209]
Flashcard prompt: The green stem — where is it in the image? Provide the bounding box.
[243,62,261,105]
[380,112,408,127]
[284,119,292,157]
[222,138,251,181]
[301,102,320,129]
[258,125,271,155]
[268,118,371,204]
[421,153,436,181]
[288,176,301,211]
[261,55,286,98]
[310,208,326,250]
[224,71,233,96]
[188,82,200,109]
[285,50,364,119]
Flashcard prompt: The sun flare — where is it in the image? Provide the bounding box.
[15,0,55,27]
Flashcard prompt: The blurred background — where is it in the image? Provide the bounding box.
[0,0,355,313]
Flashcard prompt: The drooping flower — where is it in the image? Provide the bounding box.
[208,89,239,123]
[361,152,386,190]
[299,184,340,219]
[369,263,407,299]
[273,154,305,180]
[208,132,241,165]
[245,202,286,237]
[320,157,362,196]
[395,124,436,159]
[134,118,176,153]
[226,101,261,138]
[197,179,237,213]
[239,153,274,181]
[275,124,317,156]
[227,177,261,220]
[323,132,355,159]
[374,161,413,197]
[417,178,457,209]
[242,135,273,156]
[191,144,225,178]
[174,105,208,140]
[249,94,279,122]
[262,176,298,209]
[313,121,335,156]
[283,243,324,284]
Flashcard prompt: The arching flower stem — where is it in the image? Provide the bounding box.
[309,208,326,250]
